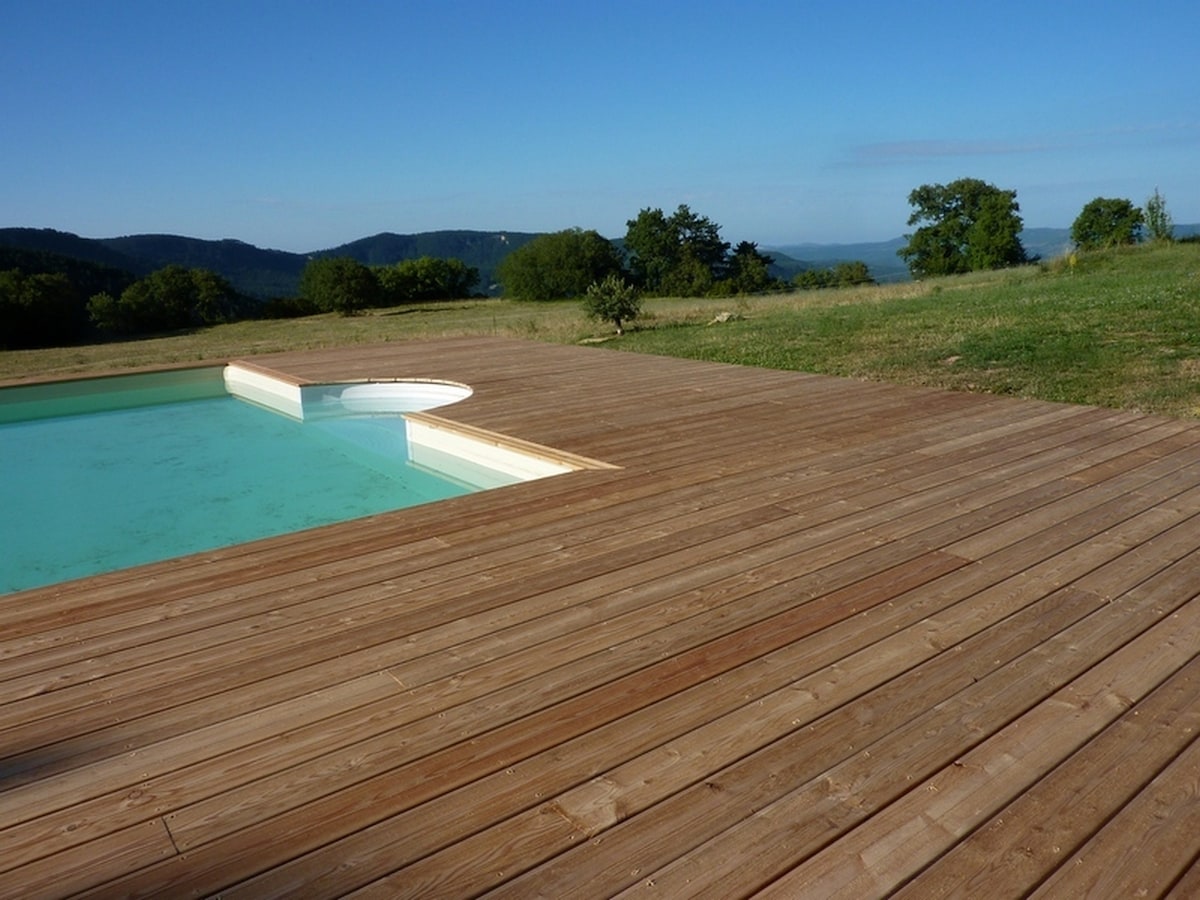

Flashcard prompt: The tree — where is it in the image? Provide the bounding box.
[0,269,86,349]
[623,204,730,295]
[1071,197,1145,251]
[583,273,641,334]
[725,241,777,294]
[496,229,622,301]
[124,264,196,331]
[792,260,875,290]
[623,207,677,292]
[670,205,730,279]
[189,268,243,324]
[1144,188,1174,243]
[832,261,874,287]
[299,257,380,315]
[659,249,715,297]
[86,291,123,333]
[966,189,1028,270]
[898,178,1026,278]
[377,256,479,303]
[87,265,245,334]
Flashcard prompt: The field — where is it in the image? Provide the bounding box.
[3,242,1199,418]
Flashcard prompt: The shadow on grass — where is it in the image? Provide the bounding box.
[375,304,476,317]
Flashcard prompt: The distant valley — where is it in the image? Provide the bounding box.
[768,227,1096,284]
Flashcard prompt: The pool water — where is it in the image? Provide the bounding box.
[0,391,508,595]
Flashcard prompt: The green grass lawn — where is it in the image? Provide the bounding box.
[618,243,1200,418]
[4,242,1199,418]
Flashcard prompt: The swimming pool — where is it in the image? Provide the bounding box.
[0,365,575,595]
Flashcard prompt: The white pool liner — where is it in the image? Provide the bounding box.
[223,362,607,485]
[0,367,226,424]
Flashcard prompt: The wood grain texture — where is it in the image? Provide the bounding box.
[1,337,1197,898]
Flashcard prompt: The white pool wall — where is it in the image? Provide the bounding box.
[222,363,474,421]
[405,417,576,483]
[223,364,305,419]
[222,362,579,485]
[302,380,473,418]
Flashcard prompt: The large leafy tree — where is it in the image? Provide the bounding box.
[377,256,479,303]
[299,257,381,315]
[0,269,86,348]
[88,265,243,334]
[1071,197,1145,250]
[898,178,1026,278]
[190,268,245,324]
[623,204,730,295]
[623,207,676,291]
[496,228,622,301]
[724,241,777,294]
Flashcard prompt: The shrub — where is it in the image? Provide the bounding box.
[583,274,641,334]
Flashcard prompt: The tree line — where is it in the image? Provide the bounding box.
[285,255,480,317]
[495,204,854,304]
[897,178,1177,279]
[0,183,1180,348]
[0,253,482,348]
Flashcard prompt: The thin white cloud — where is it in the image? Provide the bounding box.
[849,138,1053,166]
[848,121,1200,167]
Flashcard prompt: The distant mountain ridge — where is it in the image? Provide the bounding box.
[0,228,543,298]
[322,231,541,280]
[766,237,911,283]
[3,224,1197,298]
[769,224,1200,283]
[767,228,1091,284]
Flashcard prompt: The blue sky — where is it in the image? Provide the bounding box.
[3,0,1198,252]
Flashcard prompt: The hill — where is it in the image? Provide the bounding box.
[0,228,542,299]
[767,237,911,283]
[0,242,136,299]
[317,231,542,293]
[0,228,144,273]
[101,234,306,298]
[4,224,1197,300]
[768,228,1094,283]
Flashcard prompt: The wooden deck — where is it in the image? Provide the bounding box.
[3,336,1200,898]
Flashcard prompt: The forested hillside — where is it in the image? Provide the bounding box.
[0,245,138,347]
[318,231,541,292]
[101,234,304,298]
[0,228,542,299]
[0,228,143,273]
[0,227,540,347]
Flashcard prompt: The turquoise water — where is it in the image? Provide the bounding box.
[1,393,497,594]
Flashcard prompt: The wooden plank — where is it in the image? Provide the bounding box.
[194,554,974,897]
[753,593,1200,897]
[2,338,1198,898]
[162,534,958,850]
[1,818,176,899]
[0,498,799,735]
[490,542,1200,898]
[80,551,977,899]
[888,651,1200,898]
[475,580,1099,897]
[1029,730,1200,897]
[16,410,1132,782]
[0,466,801,690]
[0,673,400,870]
[1167,857,1200,898]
